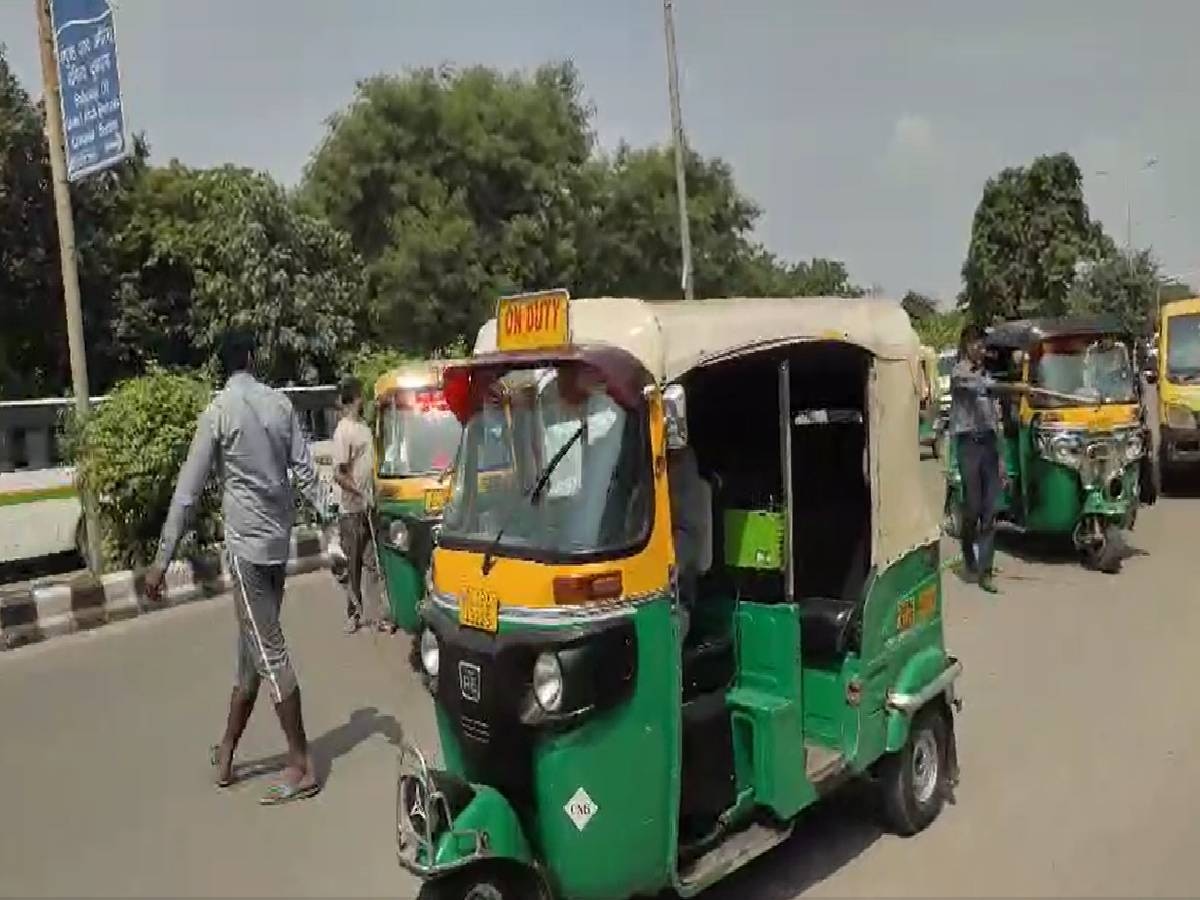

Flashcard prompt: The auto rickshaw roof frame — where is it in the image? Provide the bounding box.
[472,295,941,571]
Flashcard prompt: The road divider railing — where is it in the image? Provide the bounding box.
[0,526,330,652]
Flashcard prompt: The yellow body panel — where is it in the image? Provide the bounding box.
[1159,298,1200,413]
[1020,399,1139,429]
[433,394,674,609]
[377,475,442,504]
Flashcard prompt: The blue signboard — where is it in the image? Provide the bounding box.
[49,0,128,181]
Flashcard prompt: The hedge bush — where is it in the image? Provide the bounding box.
[75,371,216,569]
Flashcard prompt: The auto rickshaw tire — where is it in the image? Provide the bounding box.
[877,706,949,837]
[1082,525,1123,574]
[416,864,545,900]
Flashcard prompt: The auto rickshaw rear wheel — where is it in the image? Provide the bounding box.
[942,489,962,539]
[877,705,949,836]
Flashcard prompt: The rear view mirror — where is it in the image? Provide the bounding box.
[663,383,688,450]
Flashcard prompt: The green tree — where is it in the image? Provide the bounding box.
[302,63,592,354]
[0,45,146,399]
[74,371,215,568]
[901,290,939,322]
[913,310,965,350]
[302,63,865,356]
[959,153,1113,327]
[1068,250,1159,335]
[114,163,369,384]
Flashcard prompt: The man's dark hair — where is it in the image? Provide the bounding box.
[219,328,256,376]
[339,376,363,406]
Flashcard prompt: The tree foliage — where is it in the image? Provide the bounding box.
[901,290,938,322]
[0,46,146,399]
[1068,250,1159,335]
[302,63,863,356]
[114,163,369,384]
[74,371,215,568]
[913,310,965,350]
[959,153,1113,327]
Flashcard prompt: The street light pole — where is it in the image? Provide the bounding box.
[662,0,694,300]
[35,0,103,573]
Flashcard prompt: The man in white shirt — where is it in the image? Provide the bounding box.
[332,377,390,633]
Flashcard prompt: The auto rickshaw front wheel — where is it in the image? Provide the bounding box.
[877,705,951,836]
[1079,521,1123,574]
[416,864,547,900]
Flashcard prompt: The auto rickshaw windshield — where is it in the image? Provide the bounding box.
[1166,313,1200,384]
[377,391,462,478]
[439,362,653,559]
[1030,337,1136,407]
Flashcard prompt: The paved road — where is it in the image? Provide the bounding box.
[2,461,1199,898]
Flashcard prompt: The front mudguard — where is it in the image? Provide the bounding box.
[1079,465,1139,526]
[397,745,534,881]
[884,647,962,754]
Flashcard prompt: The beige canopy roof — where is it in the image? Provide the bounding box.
[474,296,920,382]
[474,296,939,567]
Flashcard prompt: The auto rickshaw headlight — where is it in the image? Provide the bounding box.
[1038,431,1083,468]
[533,653,564,712]
[388,519,410,552]
[419,629,440,678]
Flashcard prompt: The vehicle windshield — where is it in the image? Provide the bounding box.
[439,362,653,559]
[1166,313,1200,384]
[376,390,462,478]
[1030,337,1136,407]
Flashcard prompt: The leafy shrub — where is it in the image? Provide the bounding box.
[74,372,216,569]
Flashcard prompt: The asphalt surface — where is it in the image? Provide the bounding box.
[2,459,1200,898]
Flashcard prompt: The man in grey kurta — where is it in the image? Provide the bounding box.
[145,330,323,804]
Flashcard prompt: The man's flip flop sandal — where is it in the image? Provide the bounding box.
[210,744,235,789]
[259,780,321,806]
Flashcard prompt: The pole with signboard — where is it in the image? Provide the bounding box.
[34,0,129,573]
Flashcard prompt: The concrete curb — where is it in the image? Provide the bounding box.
[0,527,330,652]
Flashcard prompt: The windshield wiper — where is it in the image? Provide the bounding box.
[480,424,585,576]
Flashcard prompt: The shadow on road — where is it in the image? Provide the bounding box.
[239,705,404,784]
[674,784,882,900]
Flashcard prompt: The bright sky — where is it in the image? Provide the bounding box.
[3,0,1198,301]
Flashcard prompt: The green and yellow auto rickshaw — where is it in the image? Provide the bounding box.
[374,363,464,632]
[397,292,962,899]
[944,317,1149,573]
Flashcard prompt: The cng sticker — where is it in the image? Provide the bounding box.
[564,787,598,832]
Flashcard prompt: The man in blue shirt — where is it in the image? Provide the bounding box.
[949,327,1025,593]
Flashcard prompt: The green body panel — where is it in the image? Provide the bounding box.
[855,543,942,768]
[431,597,681,900]
[432,784,533,869]
[723,509,786,570]
[727,603,814,818]
[529,598,680,900]
[377,498,428,632]
[945,427,1136,535]
[884,645,951,752]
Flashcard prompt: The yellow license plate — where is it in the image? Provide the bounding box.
[424,487,449,514]
[496,289,570,352]
[896,598,915,632]
[460,587,499,633]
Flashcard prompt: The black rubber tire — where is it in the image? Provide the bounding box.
[878,706,949,837]
[416,866,538,900]
[1083,525,1124,574]
[1157,444,1172,496]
